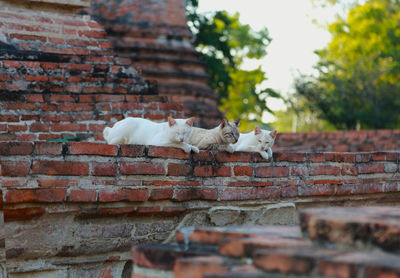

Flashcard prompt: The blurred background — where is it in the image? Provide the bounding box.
[186,0,400,132]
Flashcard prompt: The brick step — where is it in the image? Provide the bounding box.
[129,208,400,278]
[132,243,212,271]
[300,207,400,253]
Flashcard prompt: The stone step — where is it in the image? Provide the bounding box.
[300,206,400,252]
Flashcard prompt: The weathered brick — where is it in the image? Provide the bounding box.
[0,142,33,155]
[120,145,146,157]
[92,162,118,176]
[173,188,218,201]
[233,166,252,176]
[4,207,45,222]
[357,164,385,174]
[148,146,190,160]
[255,166,289,178]
[120,162,165,175]
[34,142,63,155]
[32,160,89,176]
[149,188,173,200]
[167,163,191,176]
[68,189,97,202]
[0,161,30,177]
[309,165,340,176]
[98,189,148,202]
[5,188,67,203]
[68,142,118,156]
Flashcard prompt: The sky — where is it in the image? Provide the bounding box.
[197,0,342,121]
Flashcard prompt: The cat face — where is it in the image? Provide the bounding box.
[168,117,194,143]
[220,118,240,144]
[254,127,277,151]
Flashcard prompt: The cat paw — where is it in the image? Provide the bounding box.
[191,146,200,153]
[182,145,192,153]
[260,152,270,160]
[226,145,235,153]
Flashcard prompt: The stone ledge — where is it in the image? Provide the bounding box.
[132,207,400,278]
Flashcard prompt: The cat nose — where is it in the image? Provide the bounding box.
[179,138,184,142]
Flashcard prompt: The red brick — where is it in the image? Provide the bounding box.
[275,152,307,162]
[4,207,45,222]
[233,166,252,176]
[357,164,385,174]
[3,60,22,68]
[33,142,63,155]
[30,123,50,132]
[98,188,148,202]
[341,165,358,176]
[149,188,173,200]
[51,123,87,132]
[68,189,97,202]
[17,134,37,141]
[174,188,218,201]
[0,115,19,122]
[26,94,44,102]
[192,151,213,162]
[5,188,67,203]
[41,62,58,70]
[167,163,191,176]
[309,165,340,176]
[4,103,38,110]
[174,256,231,278]
[68,142,118,156]
[37,179,78,187]
[298,185,335,196]
[214,151,252,162]
[148,146,190,160]
[193,165,231,177]
[120,145,146,157]
[0,161,30,177]
[93,162,118,176]
[255,166,289,178]
[60,103,94,112]
[32,160,89,176]
[7,124,27,132]
[120,162,166,175]
[0,142,33,155]
[21,114,40,121]
[308,153,325,162]
[325,153,356,163]
[291,166,308,176]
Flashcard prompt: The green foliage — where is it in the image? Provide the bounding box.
[295,0,400,130]
[186,1,280,131]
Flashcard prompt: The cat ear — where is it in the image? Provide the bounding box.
[185,117,195,127]
[168,117,176,127]
[220,118,228,128]
[270,130,277,138]
[234,118,241,126]
[254,126,261,135]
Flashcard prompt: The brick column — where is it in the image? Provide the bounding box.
[89,0,223,128]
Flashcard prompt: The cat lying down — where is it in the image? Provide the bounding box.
[234,127,277,160]
[188,118,241,153]
[103,117,277,158]
[103,116,199,153]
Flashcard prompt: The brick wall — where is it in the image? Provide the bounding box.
[1,142,399,276]
[275,129,400,152]
[89,0,223,128]
[131,207,400,278]
[0,1,186,142]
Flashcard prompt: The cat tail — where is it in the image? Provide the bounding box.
[103,127,111,143]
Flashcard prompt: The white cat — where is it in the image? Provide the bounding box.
[233,127,277,160]
[103,117,199,153]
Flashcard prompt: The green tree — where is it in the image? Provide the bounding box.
[186,1,280,130]
[296,0,400,129]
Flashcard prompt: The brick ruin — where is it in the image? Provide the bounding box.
[0,0,399,277]
[132,207,400,277]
